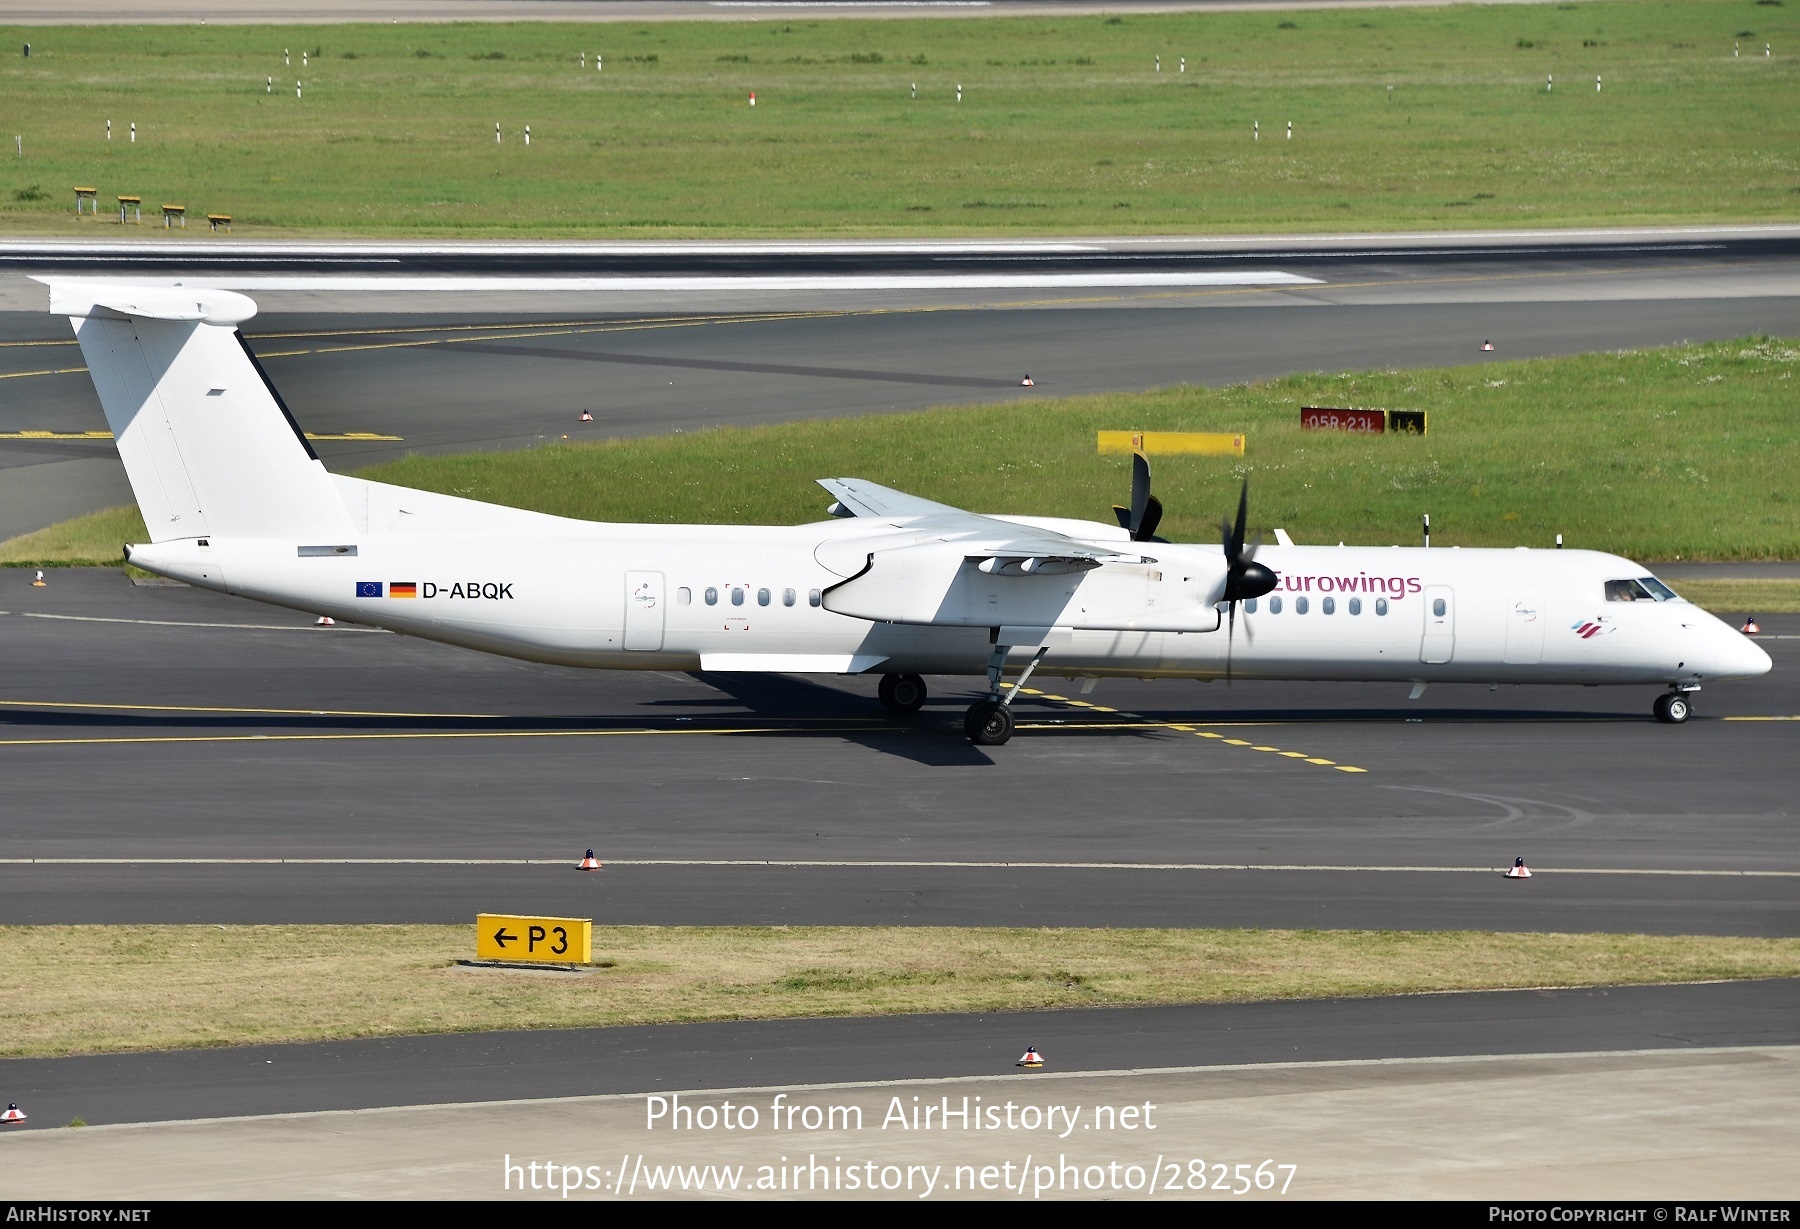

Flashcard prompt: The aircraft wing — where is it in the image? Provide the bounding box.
[817,477,969,522]
[816,477,1150,577]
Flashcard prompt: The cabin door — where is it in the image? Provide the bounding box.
[624,571,665,651]
[1420,585,1455,664]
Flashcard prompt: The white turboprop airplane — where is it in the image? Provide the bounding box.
[53,283,1771,744]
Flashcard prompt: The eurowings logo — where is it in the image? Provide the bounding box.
[1571,619,1614,639]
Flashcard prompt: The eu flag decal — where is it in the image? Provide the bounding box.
[356,581,383,598]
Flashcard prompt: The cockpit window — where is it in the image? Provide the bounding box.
[1606,578,1675,602]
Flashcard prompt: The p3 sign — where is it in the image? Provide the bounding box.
[476,913,593,964]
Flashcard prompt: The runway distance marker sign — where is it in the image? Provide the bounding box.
[476,913,592,964]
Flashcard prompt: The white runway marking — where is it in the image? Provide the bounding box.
[40,271,1321,293]
[19,612,382,632]
[2,858,1793,877]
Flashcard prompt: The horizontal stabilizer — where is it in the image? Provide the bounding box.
[41,279,258,325]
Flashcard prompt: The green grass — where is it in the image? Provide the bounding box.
[4,924,1796,1058]
[0,1,1796,236]
[5,337,1798,571]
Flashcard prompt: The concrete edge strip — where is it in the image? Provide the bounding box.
[26,1043,1794,1137]
[2,858,1795,876]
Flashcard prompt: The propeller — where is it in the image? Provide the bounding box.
[1112,451,1166,543]
[1219,480,1277,681]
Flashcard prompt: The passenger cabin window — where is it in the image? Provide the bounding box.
[1245,598,1258,614]
[1322,596,1336,615]
[1375,598,1388,616]
[1295,596,1310,615]
[757,587,771,606]
[1348,597,1362,615]
[731,587,745,606]
[1269,596,1283,614]
[783,588,797,607]
[677,587,691,606]
[704,587,718,606]
[809,588,823,607]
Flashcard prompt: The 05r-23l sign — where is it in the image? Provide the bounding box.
[476,913,593,964]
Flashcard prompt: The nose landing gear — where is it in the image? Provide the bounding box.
[1653,690,1693,724]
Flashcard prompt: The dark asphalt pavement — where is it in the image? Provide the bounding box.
[1,979,1793,1132]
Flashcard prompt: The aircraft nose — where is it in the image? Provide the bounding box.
[1707,623,1773,680]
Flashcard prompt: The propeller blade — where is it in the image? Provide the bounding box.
[1230,480,1249,562]
[1224,598,1234,684]
[1136,495,1164,543]
[1112,505,1133,531]
[1130,452,1152,536]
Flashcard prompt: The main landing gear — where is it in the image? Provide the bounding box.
[878,673,928,715]
[1653,688,1695,724]
[962,640,1050,747]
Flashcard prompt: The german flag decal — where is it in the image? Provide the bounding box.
[389,582,418,598]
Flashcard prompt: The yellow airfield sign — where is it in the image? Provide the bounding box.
[475,913,593,964]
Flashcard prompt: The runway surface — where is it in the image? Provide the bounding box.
[5,229,1799,540]
[1,979,1792,1132]
[1,571,1793,933]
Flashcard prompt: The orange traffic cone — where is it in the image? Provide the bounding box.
[579,849,602,871]
[1016,1046,1044,1069]
[1480,340,1495,352]
[1742,615,1760,635]
[1020,375,1035,387]
[1,1104,25,1124]
[31,570,46,587]
[1504,857,1532,880]
[315,616,336,627]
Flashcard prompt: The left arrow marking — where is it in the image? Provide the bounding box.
[492,928,516,948]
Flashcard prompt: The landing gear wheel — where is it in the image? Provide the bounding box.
[964,699,1015,746]
[878,673,928,715]
[1653,692,1691,724]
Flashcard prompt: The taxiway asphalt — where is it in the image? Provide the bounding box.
[1,570,1793,934]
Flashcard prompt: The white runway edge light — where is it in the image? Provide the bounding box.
[1505,857,1532,880]
[0,1104,25,1124]
[1016,1047,1045,1069]
[579,849,602,871]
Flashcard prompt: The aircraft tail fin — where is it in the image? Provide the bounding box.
[52,281,356,544]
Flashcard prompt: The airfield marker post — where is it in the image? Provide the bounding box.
[130,122,135,143]
[106,119,111,140]
[524,125,530,146]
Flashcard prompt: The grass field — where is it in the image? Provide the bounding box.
[3,924,1795,1058]
[0,1,1796,236]
[5,337,1796,574]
